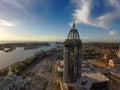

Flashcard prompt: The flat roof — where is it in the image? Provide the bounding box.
[111,72,120,78]
[82,72,109,82]
[76,72,109,89]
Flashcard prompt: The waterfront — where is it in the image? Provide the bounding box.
[0,45,56,70]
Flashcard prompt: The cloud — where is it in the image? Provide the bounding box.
[0,19,15,26]
[0,0,50,27]
[71,0,120,28]
[0,0,32,23]
[108,31,116,36]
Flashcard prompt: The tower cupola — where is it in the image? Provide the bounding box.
[67,22,80,39]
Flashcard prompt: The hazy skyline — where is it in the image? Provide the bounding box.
[0,0,120,42]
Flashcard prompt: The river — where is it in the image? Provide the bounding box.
[0,45,56,70]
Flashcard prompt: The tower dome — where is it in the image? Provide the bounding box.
[67,22,80,39]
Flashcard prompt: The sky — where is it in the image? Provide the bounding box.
[0,0,120,42]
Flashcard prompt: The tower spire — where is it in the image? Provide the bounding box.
[8,66,13,76]
[73,21,75,29]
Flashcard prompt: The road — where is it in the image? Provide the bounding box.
[27,51,62,90]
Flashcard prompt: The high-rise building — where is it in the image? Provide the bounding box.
[63,22,82,83]
[61,22,109,90]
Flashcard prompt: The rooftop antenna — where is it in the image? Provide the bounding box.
[72,21,75,29]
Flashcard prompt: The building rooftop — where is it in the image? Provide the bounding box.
[0,74,17,90]
[110,58,120,64]
[63,72,109,90]
[82,72,109,82]
[111,72,120,78]
[0,66,18,89]
[76,72,109,89]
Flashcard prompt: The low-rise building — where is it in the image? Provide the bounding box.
[109,58,120,67]
[116,45,120,58]
[55,60,64,73]
[109,72,120,90]
[77,72,109,90]
[61,72,109,90]
[0,67,30,90]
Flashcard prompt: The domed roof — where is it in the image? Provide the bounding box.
[67,22,80,39]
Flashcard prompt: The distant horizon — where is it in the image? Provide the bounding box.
[0,40,120,43]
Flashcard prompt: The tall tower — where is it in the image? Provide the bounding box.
[63,22,82,83]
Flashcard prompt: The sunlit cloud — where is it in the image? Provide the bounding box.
[0,19,15,26]
[108,31,116,36]
[0,0,33,24]
[71,0,120,29]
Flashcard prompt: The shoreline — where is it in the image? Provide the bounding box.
[0,51,47,76]
[0,42,50,52]
[0,48,60,77]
